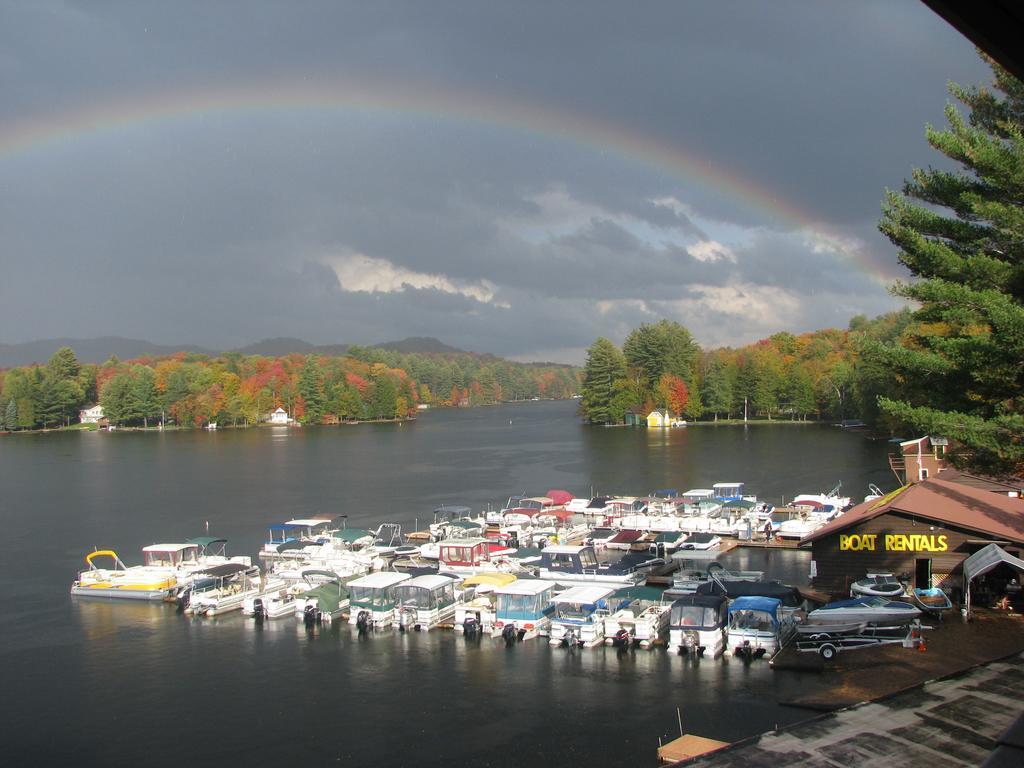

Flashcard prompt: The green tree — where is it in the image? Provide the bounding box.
[367,375,398,419]
[297,356,326,424]
[132,366,160,428]
[701,356,733,420]
[580,338,627,424]
[46,347,81,382]
[101,373,140,426]
[5,399,15,431]
[873,56,1024,473]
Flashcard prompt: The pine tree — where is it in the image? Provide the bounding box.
[874,55,1024,474]
[5,399,16,431]
[580,338,627,424]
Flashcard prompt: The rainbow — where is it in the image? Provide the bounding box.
[0,76,899,283]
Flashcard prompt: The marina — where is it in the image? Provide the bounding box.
[5,400,1023,766]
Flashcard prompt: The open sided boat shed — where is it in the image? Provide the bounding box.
[801,478,1024,601]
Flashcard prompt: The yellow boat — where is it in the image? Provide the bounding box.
[70,550,177,601]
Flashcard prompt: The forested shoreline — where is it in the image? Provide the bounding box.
[0,345,580,430]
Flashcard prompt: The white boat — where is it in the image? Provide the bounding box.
[70,550,177,601]
[436,538,521,576]
[807,596,922,625]
[142,538,252,593]
[492,579,558,641]
[727,596,790,659]
[293,570,351,625]
[243,584,298,620]
[669,594,729,657]
[184,563,262,616]
[603,586,671,649]
[676,532,721,551]
[536,545,661,587]
[347,571,412,629]
[396,574,460,631]
[850,572,905,598]
[453,573,518,634]
[548,584,622,648]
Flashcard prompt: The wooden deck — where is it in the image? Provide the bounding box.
[657,735,730,764]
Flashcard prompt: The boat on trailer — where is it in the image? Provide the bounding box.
[70,550,177,601]
[807,595,922,625]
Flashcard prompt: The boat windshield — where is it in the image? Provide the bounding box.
[498,593,539,615]
[671,605,718,628]
[578,549,598,568]
[555,602,594,620]
[729,609,774,631]
[350,586,394,608]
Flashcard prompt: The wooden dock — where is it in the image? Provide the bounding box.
[657,735,730,764]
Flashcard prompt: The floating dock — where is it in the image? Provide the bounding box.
[657,735,730,764]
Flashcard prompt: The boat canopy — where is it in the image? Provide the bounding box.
[651,532,684,544]
[544,489,573,505]
[404,574,459,590]
[695,579,801,606]
[586,496,612,510]
[553,585,616,605]
[723,499,756,510]
[348,571,411,589]
[671,594,728,610]
[964,544,1024,612]
[463,572,518,589]
[301,569,342,582]
[142,543,199,553]
[186,537,227,551]
[728,596,781,622]
[448,519,483,530]
[608,530,644,543]
[495,579,556,596]
[197,563,251,578]
[285,518,333,528]
[332,528,374,542]
[654,489,679,497]
[276,539,316,553]
[85,550,125,568]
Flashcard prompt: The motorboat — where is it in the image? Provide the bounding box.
[647,531,689,558]
[792,482,851,511]
[676,532,722,551]
[347,571,412,629]
[603,586,671,649]
[669,594,729,658]
[142,538,252,593]
[727,596,790,658]
[564,498,591,514]
[243,584,299,620]
[293,570,351,625]
[669,557,764,595]
[604,529,649,551]
[536,545,660,587]
[712,482,755,503]
[183,563,262,616]
[437,538,519,575]
[548,585,626,648]
[806,596,922,625]
[911,587,953,616]
[454,572,517,635]
[70,550,177,601]
[492,579,558,641]
[585,527,617,548]
[850,573,906,598]
[396,574,460,631]
[694,578,804,616]
[429,505,485,540]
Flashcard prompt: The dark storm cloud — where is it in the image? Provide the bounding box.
[0,1,992,359]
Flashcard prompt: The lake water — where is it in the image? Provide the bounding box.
[0,400,894,767]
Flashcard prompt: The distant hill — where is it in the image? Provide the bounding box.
[1,335,485,369]
[0,337,214,368]
[373,337,468,355]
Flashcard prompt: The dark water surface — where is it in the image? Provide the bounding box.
[0,400,894,767]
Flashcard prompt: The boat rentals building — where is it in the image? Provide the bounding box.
[801,478,1024,602]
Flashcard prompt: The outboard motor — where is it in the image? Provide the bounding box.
[176,587,192,612]
[563,627,578,648]
[502,623,518,645]
[613,628,631,647]
[356,610,371,633]
[253,597,265,623]
[399,608,414,632]
[303,603,320,627]
[464,616,478,638]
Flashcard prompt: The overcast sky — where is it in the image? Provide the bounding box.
[0,1,993,363]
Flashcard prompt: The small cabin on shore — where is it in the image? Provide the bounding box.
[79,404,105,424]
[270,407,289,425]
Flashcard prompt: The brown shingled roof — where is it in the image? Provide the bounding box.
[800,478,1024,545]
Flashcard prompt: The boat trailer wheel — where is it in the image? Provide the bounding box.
[818,643,838,661]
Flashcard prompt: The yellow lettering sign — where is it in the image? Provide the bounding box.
[841,533,948,553]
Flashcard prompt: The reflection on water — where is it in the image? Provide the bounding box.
[0,400,892,767]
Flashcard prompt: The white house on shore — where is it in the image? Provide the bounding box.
[270,407,289,425]
[79,404,105,424]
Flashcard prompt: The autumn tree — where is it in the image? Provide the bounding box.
[872,55,1024,473]
[580,337,627,424]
